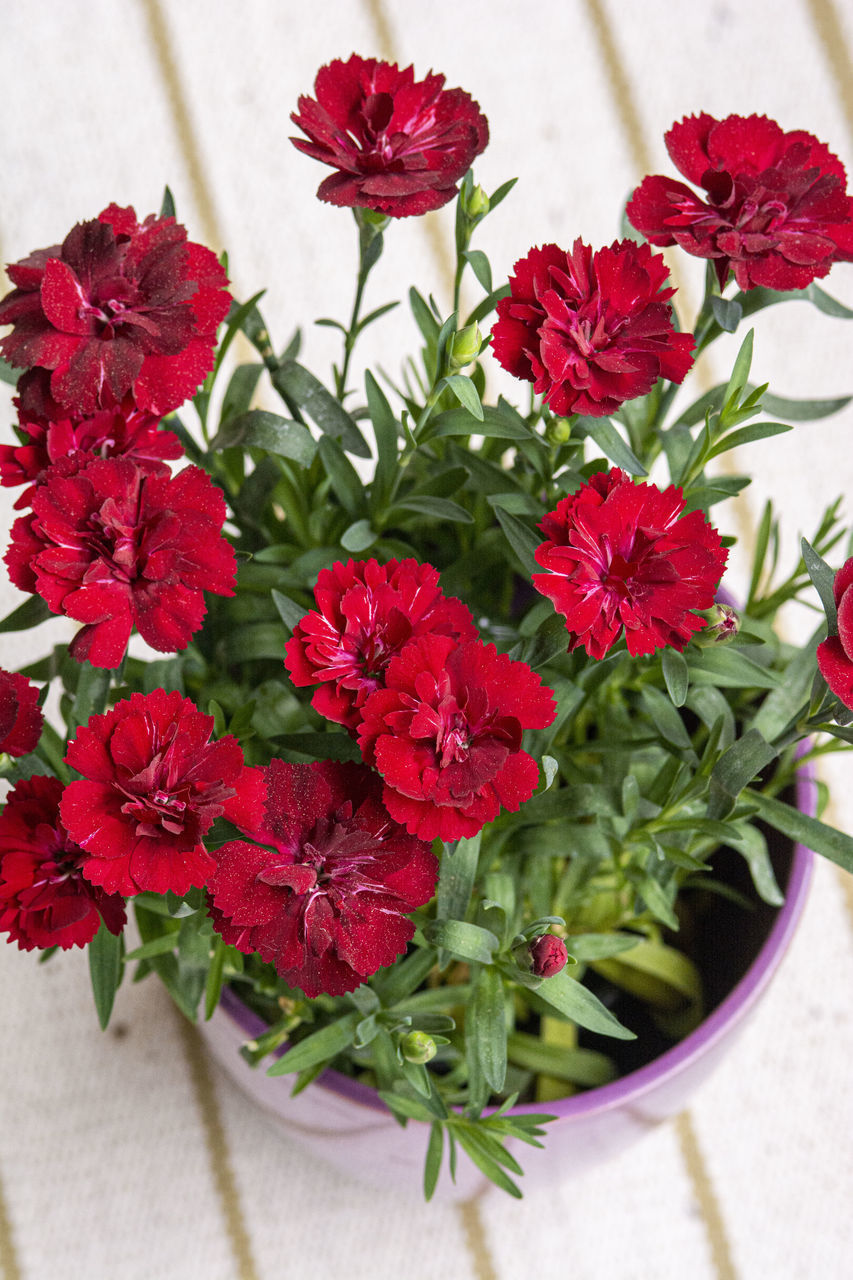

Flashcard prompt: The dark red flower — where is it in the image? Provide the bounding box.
[5,456,236,668]
[0,369,182,509]
[528,933,569,978]
[0,669,43,758]
[60,689,259,897]
[285,558,476,732]
[357,635,556,841]
[817,557,853,709]
[290,54,489,217]
[491,239,694,418]
[0,203,230,416]
[0,776,125,950]
[627,113,853,291]
[207,758,437,997]
[532,468,727,659]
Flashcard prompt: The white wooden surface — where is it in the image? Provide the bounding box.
[1,2,853,1276]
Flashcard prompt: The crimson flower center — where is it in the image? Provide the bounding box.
[437,707,471,767]
[85,509,140,583]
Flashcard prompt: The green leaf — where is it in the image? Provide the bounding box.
[494,508,540,576]
[722,329,754,406]
[577,416,647,476]
[204,935,228,1020]
[365,370,398,506]
[267,1011,360,1077]
[209,410,317,467]
[760,390,851,421]
[708,729,778,820]
[727,823,783,906]
[423,919,499,965]
[437,833,481,925]
[662,649,689,707]
[470,967,507,1093]
[465,284,511,327]
[0,355,21,386]
[341,519,378,553]
[271,589,307,633]
[563,932,645,961]
[392,495,473,524]
[463,249,493,293]
[125,934,179,962]
[424,1123,444,1201]
[741,281,853,321]
[270,732,362,762]
[746,788,853,873]
[707,420,792,459]
[710,296,742,332]
[442,373,484,421]
[633,873,679,930]
[454,1129,523,1199]
[640,686,695,755]
[530,970,636,1039]
[222,622,286,663]
[429,404,534,441]
[688,646,780,690]
[272,360,370,458]
[0,595,52,633]
[507,1032,616,1086]
[802,538,838,631]
[220,363,265,425]
[89,921,124,1030]
[160,185,176,218]
[409,287,441,344]
[318,434,365,517]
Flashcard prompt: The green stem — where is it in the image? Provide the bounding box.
[335,210,386,401]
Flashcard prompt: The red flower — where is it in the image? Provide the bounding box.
[491,239,694,418]
[528,933,569,978]
[357,635,556,841]
[5,456,236,668]
[0,204,230,416]
[817,557,853,709]
[290,54,489,217]
[0,369,182,509]
[207,759,437,997]
[0,776,125,950]
[60,689,258,897]
[0,669,43,758]
[532,469,727,659]
[627,113,853,291]
[285,558,476,732]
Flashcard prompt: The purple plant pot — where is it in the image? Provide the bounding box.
[198,771,815,1201]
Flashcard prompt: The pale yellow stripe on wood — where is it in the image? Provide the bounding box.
[458,1196,500,1280]
[0,1162,23,1280]
[675,1113,738,1280]
[138,0,225,253]
[177,1015,260,1280]
[807,0,853,142]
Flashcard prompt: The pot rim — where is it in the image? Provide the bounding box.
[219,767,815,1120]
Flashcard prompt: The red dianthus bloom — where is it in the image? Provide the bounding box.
[0,668,43,757]
[291,54,489,217]
[817,557,853,710]
[627,113,853,291]
[1,369,182,509]
[532,468,727,659]
[0,203,230,416]
[0,776,125,951]
[5,456,236,668]
[491,239,694,418]
[358,635,556,841]
[60,689,259,898]
[207,758,437,997]
[284,557,476,732]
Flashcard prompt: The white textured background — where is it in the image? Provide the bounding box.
[2,2,853,1277]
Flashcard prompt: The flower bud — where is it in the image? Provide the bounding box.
[449,323,482,370]
[545,417,572,446]
[527,933,569,978]
[465,184,490,218]
[696,603,739,646]
[356,207,391,233]
[400,1030,437,1064]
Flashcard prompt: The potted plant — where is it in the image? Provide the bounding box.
[1,55,852,1201]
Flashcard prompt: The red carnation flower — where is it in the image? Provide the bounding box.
[285,557,477,732]
[291,54,489,217]
[491,239,694,418]
[627,113,853,291]
[60,689,259,897]
[0,369,182,509]
[532,468,727,660]
[357,635,556,841]
[817,557,853,710]
[207,758,437,997]
[5,456,236,668]
[0,776,125,951]
[0,669,43,757]
[0,203,230,416]
[528,933,569,979]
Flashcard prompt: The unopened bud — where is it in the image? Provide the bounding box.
[545,417,572,446]
[527,934,569,979]
[449,323,482,370]
[465,184,490,219]
[356,207,391,233]
[400,1031,437,1064]
[696,603,739,646]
